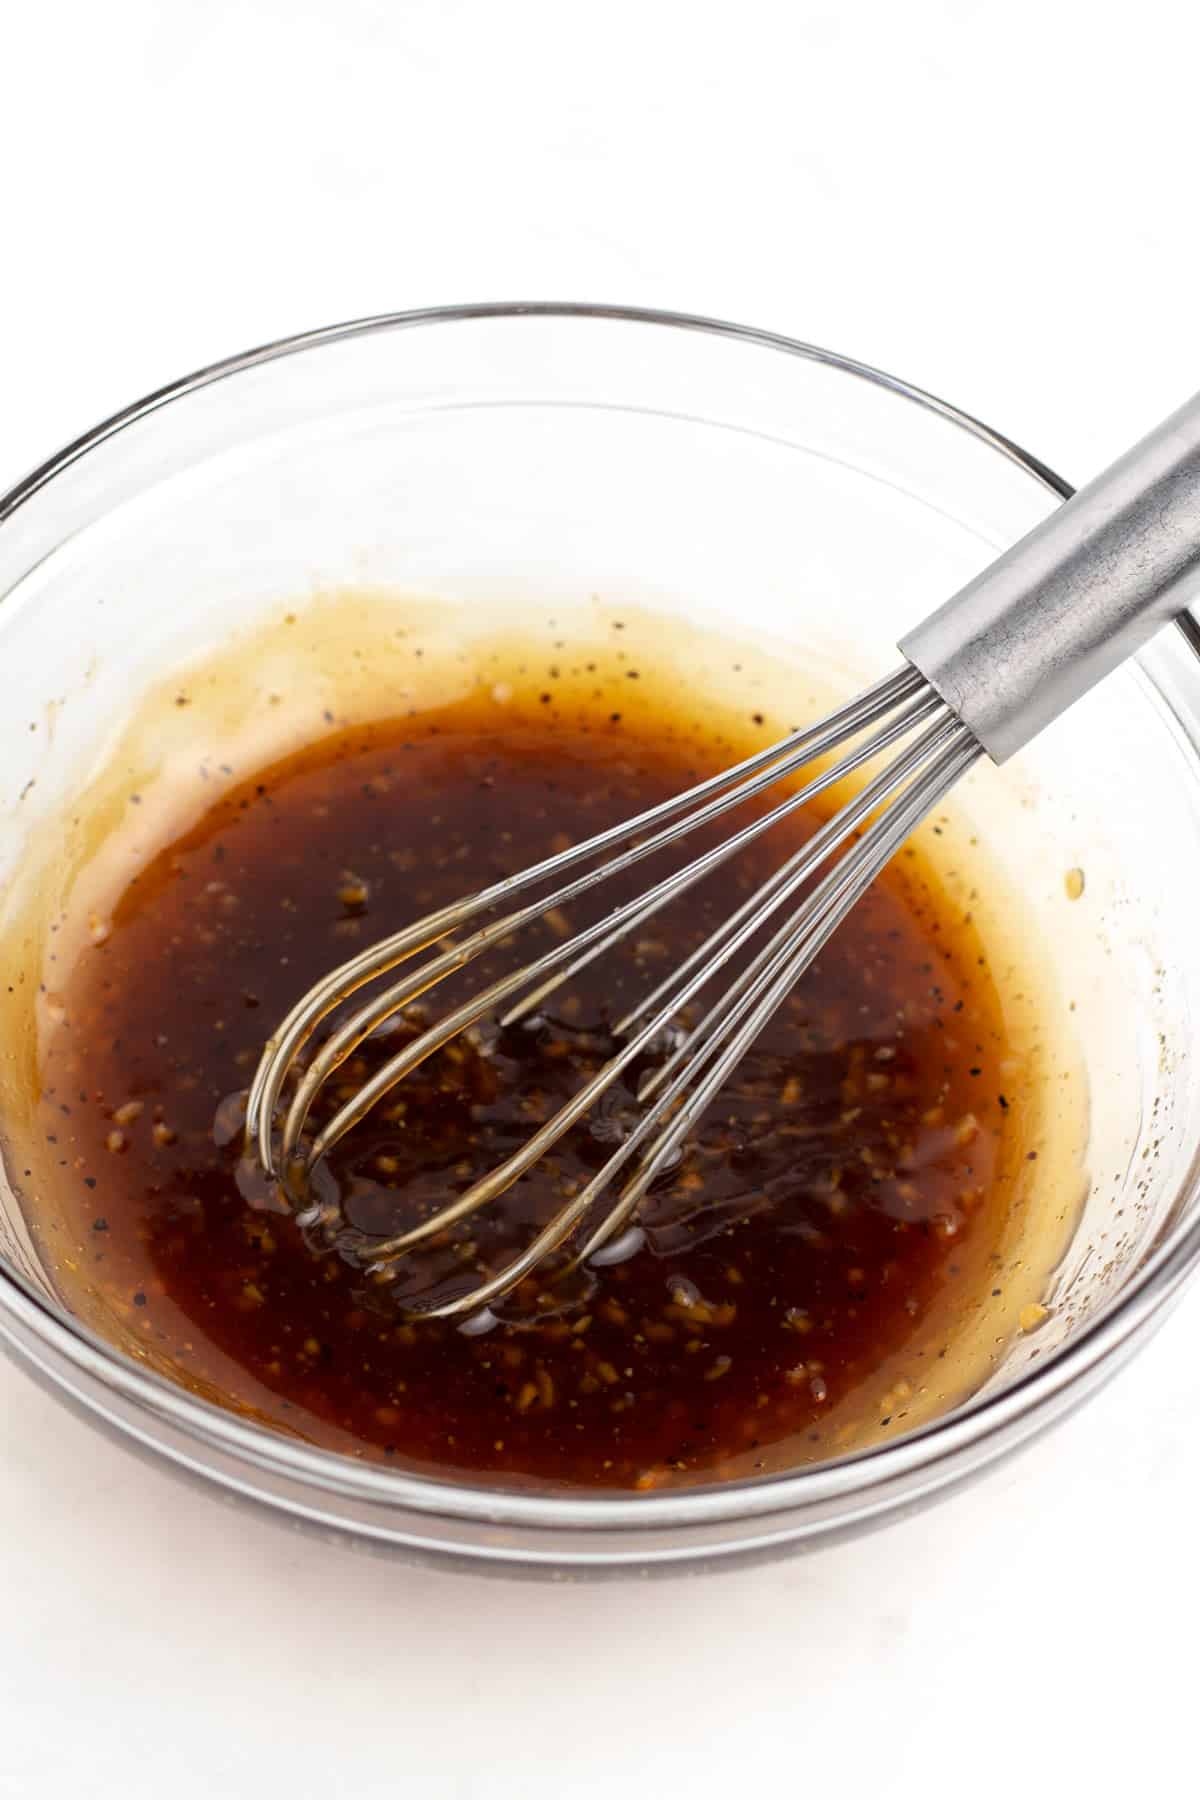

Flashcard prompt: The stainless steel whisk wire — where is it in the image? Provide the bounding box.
[247,388,1200,1317]
[247,674,968,1312]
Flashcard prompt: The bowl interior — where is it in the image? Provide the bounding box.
[1,309,1198,1537]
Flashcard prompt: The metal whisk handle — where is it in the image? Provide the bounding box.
[901,389,1200,761]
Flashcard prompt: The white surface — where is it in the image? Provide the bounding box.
[3,1,1199,1793]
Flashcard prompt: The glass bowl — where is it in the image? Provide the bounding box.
[1,303,1199,1573]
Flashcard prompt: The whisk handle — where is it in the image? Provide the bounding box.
[900,389,1200,761]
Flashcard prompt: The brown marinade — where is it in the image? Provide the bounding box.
[36,684,1018,1490]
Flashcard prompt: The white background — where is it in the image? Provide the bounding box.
[2,2,1198,1794]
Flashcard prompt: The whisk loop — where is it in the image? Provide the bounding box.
[247,667,978,1316]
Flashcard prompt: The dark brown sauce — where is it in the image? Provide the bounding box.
[34,679,1022,1490]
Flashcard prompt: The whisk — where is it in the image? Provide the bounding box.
[248,390,1200,1318]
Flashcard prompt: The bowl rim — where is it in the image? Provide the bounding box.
[3,298,1200,1535]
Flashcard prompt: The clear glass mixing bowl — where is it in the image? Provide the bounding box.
[1,304,1199,1572]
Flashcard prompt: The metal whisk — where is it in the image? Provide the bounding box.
[248,390,1200,1317]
